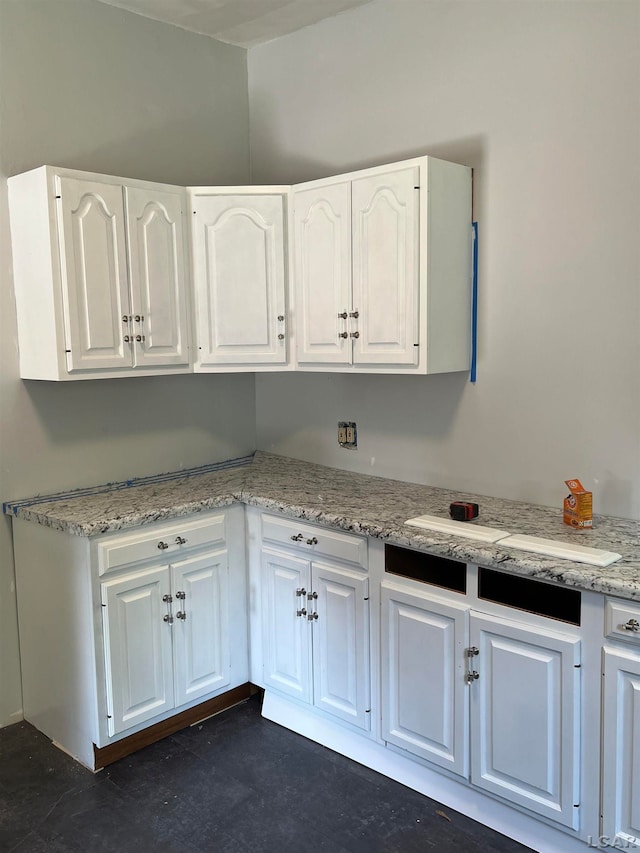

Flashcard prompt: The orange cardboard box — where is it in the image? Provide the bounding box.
[563,478,593,528]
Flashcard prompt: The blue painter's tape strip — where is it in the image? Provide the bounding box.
[470,222,478,383]
[2,453,255,516]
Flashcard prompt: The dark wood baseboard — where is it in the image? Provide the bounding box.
[94,683,258,770]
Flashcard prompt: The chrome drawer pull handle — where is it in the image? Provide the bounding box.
[158,541,169,550]
[622,618,640,632]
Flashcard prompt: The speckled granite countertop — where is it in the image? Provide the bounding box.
[5,451,640,601]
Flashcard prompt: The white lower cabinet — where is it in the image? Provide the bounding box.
[101,547,230,736]
[602,646,640,848]
[259,515,370,731]
[12,506,247,769]
[381,581,581,831]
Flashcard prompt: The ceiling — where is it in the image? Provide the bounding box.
[96,0,374,48]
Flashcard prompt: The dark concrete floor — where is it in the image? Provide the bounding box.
[0,694,532,852]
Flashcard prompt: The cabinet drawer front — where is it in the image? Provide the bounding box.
[606,598,640,644]
[261,514,366,569]
[97,514,226,575]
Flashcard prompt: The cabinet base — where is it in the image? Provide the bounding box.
[262,691,587,853]
[94,683,257,769]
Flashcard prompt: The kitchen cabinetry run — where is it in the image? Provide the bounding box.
[8,167,191,380]
[293,156,472,374]
[259,514,370,730]
[190,187,290,370]
[602,596,640,849]
[11,506,247,769]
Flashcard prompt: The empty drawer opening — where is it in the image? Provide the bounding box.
[385,544,466,593]
[478,567,581,626]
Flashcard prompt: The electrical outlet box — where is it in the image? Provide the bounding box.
[338,421,357,449]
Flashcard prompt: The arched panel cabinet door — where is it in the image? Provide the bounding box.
[351,166,419,367]
[125,186,190,368]
[293,182,352,365]
[57,176,132,372]
[191,192,287,368]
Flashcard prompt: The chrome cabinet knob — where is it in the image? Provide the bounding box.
[278,333,285,340]
[338,332,348,339]
[135,334,145,342]
[122,315,129,323]
[163,614,173,624]
[277,315,285,322]
[291,533,304,541]
[176,611,186,621]
[175,536,187,545]
[350,331,360,339]
[134,315,144,323]
[349,310,359,319]
[158,541,169,550]
[338,311,348,319]
[123,335,131,343]
[306,537,318,545]
[623,618,640,632]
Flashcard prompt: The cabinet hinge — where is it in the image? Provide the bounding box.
[364,596,369,601]
[55,195,61,199]
[365,709,371,713]
[101,603,106,607]
[414,186,420,190]
[574,664,581,668]
[65,349,71,353]
[107,714,112,719]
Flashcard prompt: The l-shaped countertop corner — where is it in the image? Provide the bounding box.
[5,451,640,601]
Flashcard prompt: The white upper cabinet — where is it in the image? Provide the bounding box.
[292,156,472,374]
[8,166,191,380]
[190,189,289,370]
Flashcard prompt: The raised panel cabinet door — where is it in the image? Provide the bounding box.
[469,611,581,829]
[602,647,640,847]
[57,176,132,372]
[351,167,419,366]
[311,563,370,730]
[261,549,312,703]
[125,187,190,367]
[294,182,351,364]
[192,194,286,365]
[171,549,230,707]
[381,583,468,777]
[101,566,174,737]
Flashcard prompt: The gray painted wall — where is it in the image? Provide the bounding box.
[249,0,640,518]
[0,0,253,727]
